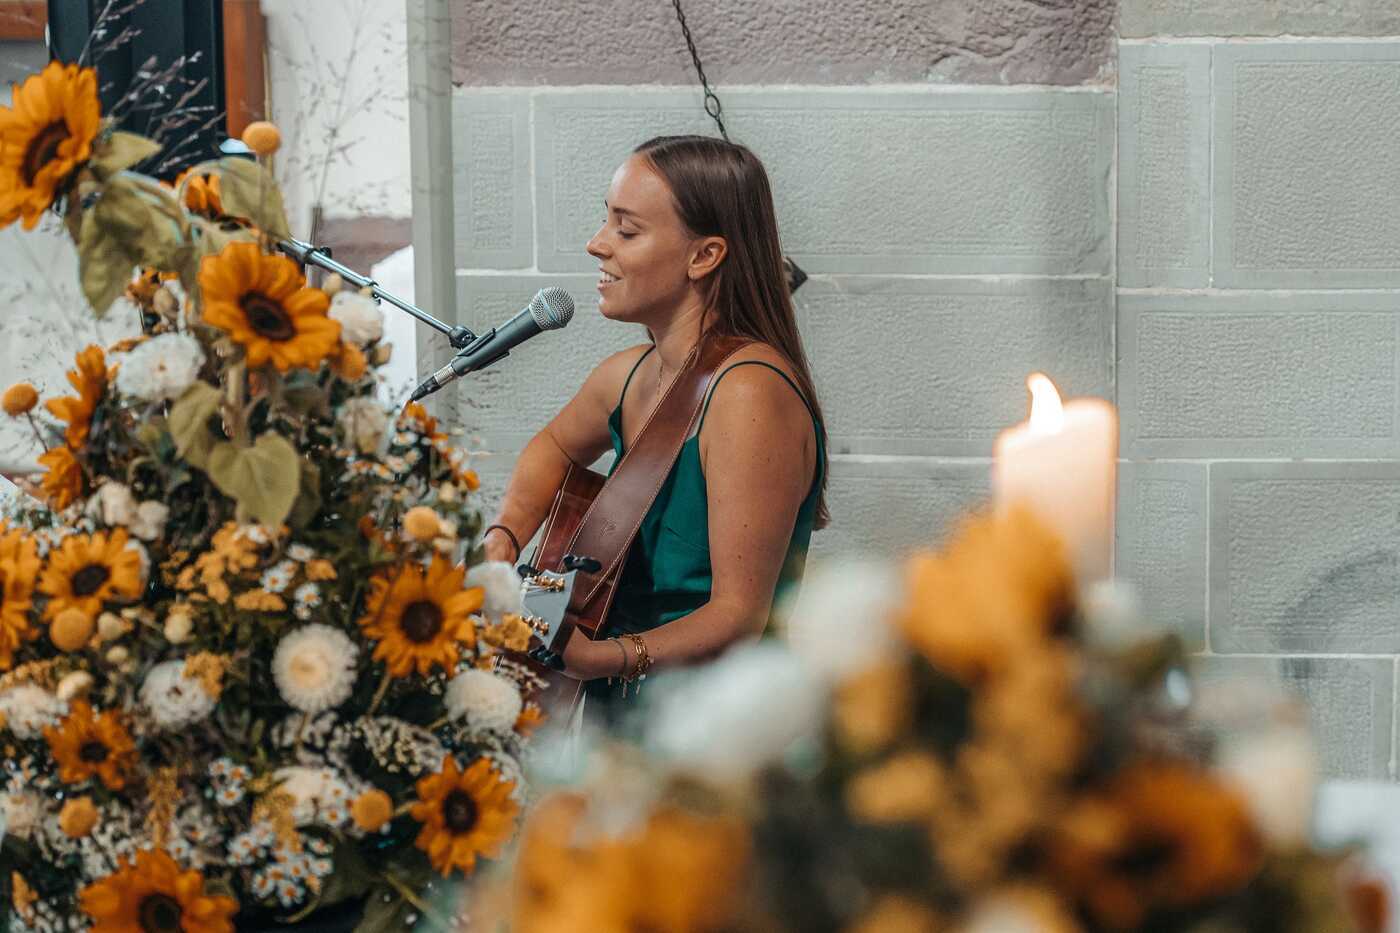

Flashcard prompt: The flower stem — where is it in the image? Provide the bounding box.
[366,668,393,715]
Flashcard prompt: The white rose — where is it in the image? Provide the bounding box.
[114,333,206,402]
[329,291,384,347]
[336,397,389,455]
[85,482,137,527]
[129,500,170,541]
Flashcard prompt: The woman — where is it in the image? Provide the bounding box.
[480,135,829,708]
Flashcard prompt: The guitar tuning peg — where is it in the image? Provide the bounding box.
[516,562,538,579]
[562,553,603,574]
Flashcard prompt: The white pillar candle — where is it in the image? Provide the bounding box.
[991,373,1117,584]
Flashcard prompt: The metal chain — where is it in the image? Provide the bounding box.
[671,0,729,141]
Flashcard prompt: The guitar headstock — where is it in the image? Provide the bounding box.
[518,567,578,670]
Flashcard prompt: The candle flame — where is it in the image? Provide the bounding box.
[1026,373,1064,435]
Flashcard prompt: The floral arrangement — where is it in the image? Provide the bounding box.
[0,61,544,932]
[498,507,1388,933]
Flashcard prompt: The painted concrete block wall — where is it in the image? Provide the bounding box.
[1118,9,1400,779]
[438,0,1400,779]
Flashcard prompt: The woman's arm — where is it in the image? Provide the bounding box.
[562,358,818,680]
[481,345,651,563]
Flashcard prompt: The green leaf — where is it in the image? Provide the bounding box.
[77,206,135,316]
[205,431,300,527]
[354,890,413,933]
[288,459,323,532]
[98,176,190,272]
[167,382,223,470]
[318,841,375,908]
[89,131,161,178]
[215,156,291,240]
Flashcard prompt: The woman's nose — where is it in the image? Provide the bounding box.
[585,227,608,259]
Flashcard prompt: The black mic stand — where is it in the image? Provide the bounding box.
[274,236,484,353]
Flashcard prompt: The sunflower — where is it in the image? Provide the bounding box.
[80,847,237,933]
[0,523,41,669]
[37,445,83,509]
[0,61,99,231]
[411,756,520,876]
[44,345,111,449]
[358,556,482,677]
[1044,761,1263,930]
[173,168,224,219]
[38,528,143,623]
[198,242,341,371]
[895,505,1075,685]
[44,700,135,790]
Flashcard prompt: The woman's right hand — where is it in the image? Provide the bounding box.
[482,527,520,565]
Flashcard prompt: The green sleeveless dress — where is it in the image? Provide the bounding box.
[597,345,825,645]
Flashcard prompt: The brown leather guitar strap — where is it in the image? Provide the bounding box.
[564,334,752,609]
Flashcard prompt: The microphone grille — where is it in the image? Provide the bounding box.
[530,287,575,330]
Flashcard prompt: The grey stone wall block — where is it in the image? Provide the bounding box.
[800,277,1114,457]
[452,274,649,451]
[1195,656,1393,781]
[1209,461,1400,655]
[809,456,992,561]
[534,88,1114,276]
[452,91,533,269]
[1122,0,1400,38]
[1115,461,1207,649]
[1118,293,1400,459]
[1118,43,1211,288]
[452,0,1115,88]
[1214,44,1400,289]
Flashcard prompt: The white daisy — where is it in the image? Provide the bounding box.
[287,544,315,562]
[272,625,359,714]
[292,581,321,621]
[140,660,217,729]
[443,669,523,735]
[260,559,297,594]
[114,333,206,402]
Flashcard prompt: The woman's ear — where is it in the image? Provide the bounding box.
[688,236,728,281]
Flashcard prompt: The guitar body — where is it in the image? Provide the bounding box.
[515,461,616,719]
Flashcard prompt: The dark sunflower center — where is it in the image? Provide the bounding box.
[443,790,478,834]
[138,894,183,933]
[240,293,296,341]
[400,601,443,643]
[71,564,110,597]
[21,121,70,187]
[1111,834,1178,879]
[79,740,109,763]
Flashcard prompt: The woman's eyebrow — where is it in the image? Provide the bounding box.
[603,200,643,221]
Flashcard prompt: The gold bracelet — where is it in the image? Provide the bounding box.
[620,633,652,697]
[611,637,629,679]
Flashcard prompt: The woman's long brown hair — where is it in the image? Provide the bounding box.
[635,134,830,530]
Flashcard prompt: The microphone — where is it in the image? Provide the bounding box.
[409,287,575,402]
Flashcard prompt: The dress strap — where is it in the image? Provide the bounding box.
[616,345,655,410]
[698,360,820,434]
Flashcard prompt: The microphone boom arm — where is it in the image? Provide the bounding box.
[275,237,477,350]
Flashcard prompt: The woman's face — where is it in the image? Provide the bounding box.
[586,154,716,325]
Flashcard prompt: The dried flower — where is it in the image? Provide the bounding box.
[2,383,37,416]
[59,796,98,838]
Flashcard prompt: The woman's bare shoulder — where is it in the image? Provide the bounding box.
[576,342,654,410]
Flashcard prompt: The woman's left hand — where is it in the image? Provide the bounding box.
[561,632,625,682]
